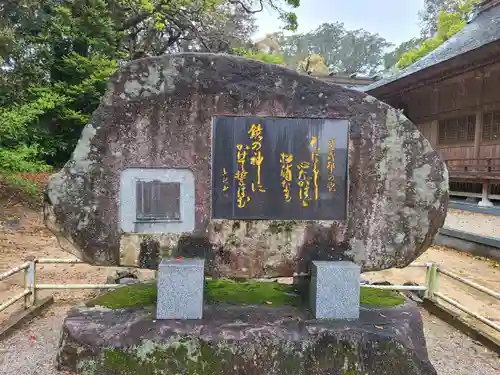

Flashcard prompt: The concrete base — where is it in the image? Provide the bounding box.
[309,261,360,320]
[436,227,500,262]
[479,183,493,207]
[156,258,204,320]
[478,198,494,207]
[449,200,500,215]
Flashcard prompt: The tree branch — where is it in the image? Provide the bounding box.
[229,0,264,14]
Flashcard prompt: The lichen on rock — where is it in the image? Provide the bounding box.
[75,337,368,375]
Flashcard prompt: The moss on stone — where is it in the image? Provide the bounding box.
[359,287,405,307]
[75,335,413,375]
[78,340,365,375]
[86,281,157,309]
[86,279,405,310]
[78,338,303,375]
[205,279,300,306]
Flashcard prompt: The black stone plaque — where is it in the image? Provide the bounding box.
[211,116,349,220]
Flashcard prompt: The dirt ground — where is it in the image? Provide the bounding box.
[0,199,154,323]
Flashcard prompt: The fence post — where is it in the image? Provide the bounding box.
[424,263,439,300]
[23,264,29,309]
[24,257,37,307]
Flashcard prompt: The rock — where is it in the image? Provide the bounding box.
[56,302,437,375]
[100,269,141,295]
[118,277,137,285]
[105,268,140,285]
[403,281,426,302]
[371,281,393,286]
[44,53,448,277]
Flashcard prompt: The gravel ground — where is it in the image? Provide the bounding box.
[0,305,68,375]
[422,309,500,375]
[0,304,498,375]
[445,208,500,238]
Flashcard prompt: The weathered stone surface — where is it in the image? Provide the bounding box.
[56,302,437,375]
[44,53,449,277]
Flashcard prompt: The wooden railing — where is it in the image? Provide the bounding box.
[445,158,500,178]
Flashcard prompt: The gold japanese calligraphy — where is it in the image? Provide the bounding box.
[248,123,265,193]
[213,116,348,221]
[280,153,293,202]
[227,123,340,209]
[222,168,229,192]
[296,161,312,207]
[310,136,320,201]
[327,138,336,192]
[235,143,251,208]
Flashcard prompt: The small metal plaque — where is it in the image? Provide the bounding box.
[136,181,181,221]
[211,116,349,220]
[120,168,195,234]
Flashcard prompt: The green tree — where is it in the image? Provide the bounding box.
[0,0,300,189]
[274,22,391,75]
[419,0,460,37]
[397,0,480,69]
[383,38,423,71]
[233,47,285,65]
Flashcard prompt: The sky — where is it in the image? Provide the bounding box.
[253,0,425,46]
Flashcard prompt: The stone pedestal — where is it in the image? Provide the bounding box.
[309,261,360,319]
[156,258,204,320]
[478,183,494,207]
[56,303,438,375]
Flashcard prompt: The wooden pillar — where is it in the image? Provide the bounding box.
[474,70,485,159]
[474,111,483,159]
[476,69,490,207]
[431,84,441,154]
[429,120,439,148]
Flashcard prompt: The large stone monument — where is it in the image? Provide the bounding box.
[46,53,447,374]
[44,53,448,279]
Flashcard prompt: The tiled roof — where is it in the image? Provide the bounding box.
[312,74,376,88]
[364,2,500,93]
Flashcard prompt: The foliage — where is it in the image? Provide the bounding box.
[296,54,329,74]
[0,0,299,192]
[232,47,285,65]
[272,22,391,75]
[383,38,423,71]
[420,0,456,37]
[397,0,480,69]
[418,0,479,37]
